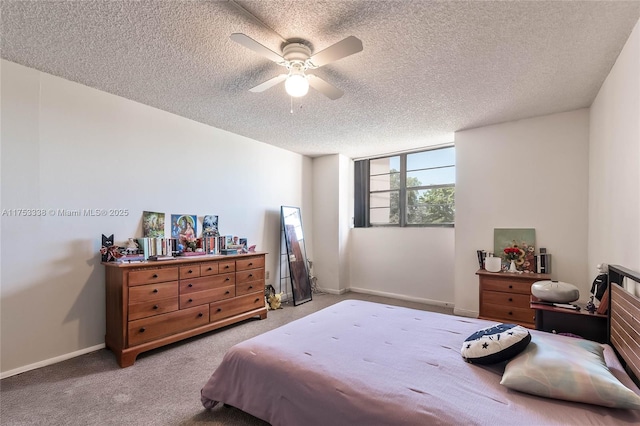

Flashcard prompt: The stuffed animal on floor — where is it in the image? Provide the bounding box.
[268,292,283,310]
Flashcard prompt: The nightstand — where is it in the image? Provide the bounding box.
[530,297,608,343]
[477,269,551,328]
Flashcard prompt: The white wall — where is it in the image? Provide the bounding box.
[0,60,313,375]
[312,155,341,292]
[311,154,352,294]
[589,19,640,273]
[454,109,590,317]
[349,227,455,306]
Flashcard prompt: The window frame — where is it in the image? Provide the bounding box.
[356,145,455,228]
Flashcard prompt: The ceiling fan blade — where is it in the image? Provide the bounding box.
[307,75,344,100]
[308,36,363,68]
[249,74,287,92]
[230,33,285,64]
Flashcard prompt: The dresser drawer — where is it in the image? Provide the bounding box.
[128,267,179,286]
[128,306,209,346]
[481,278,532,295]
[180,274,235,294]
[128,297,179,321]
[219,261,236,273]
[179,285,235,308]
[481,303,535,324]
[210,291,265,322]
[200,262,219,276]
[236,280,263,296]
[179,264,200,279]
[236,268,264,285]
[482,290,530,309]
[129,281,178,303]
[236,256,265,271]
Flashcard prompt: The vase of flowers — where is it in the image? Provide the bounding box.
[503,247,522,273]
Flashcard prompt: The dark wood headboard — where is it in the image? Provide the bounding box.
[608,264,640,387]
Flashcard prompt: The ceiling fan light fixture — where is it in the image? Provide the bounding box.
[285,72,309,98]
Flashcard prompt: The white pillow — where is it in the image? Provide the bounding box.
[501,333,640,409]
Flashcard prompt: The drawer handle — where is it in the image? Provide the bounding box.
[248,273,253,278]
[509,285,513,289]
[508,298,513,302]
[188,269,193,273]
[188,283,193,287]
[248,285,253,289]
[216,308,222,312]
[224,265,229,269]
[139,327,146,333]
[508,311,513,316]
[225,277,230,281]
[153,289,158,293]
[188,298,193,303]
[153,304,159,309]
[198,312,203,317]
[254,298,260,303]
[152,274,158,278]
[225,291,230,295]
[248,262,253,266]
[207,267,212,271]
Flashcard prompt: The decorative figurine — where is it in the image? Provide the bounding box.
[590,263,608,308]
[125,238,139,254]
[100,234,122,262]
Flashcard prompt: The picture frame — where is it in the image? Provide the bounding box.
[142,211,165,238]
[203,215,219,237]
[494,228,536,272]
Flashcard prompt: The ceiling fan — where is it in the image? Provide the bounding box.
[230,33,363,100]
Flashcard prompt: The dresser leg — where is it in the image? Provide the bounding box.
[118,351,138,368]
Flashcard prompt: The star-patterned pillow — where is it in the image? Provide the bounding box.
[461,323,531,365]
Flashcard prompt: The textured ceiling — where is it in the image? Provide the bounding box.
[2,1,639,158]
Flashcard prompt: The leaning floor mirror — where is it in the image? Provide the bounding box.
[281,206,312,306]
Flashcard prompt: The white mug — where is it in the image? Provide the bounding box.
[485,256,502,272]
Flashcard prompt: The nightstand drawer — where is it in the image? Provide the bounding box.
[483,290,530,309]
[482,303,534,325]
[482,278,531,295]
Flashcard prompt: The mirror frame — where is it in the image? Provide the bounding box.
[281,206,312,306]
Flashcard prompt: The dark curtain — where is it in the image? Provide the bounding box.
[354,159,370,228]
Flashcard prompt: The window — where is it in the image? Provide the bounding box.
[354,146,455,227]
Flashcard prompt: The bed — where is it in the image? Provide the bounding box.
[201,265,640,425]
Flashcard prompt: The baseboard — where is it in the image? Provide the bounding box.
[347,286,454,309]
[453,307,479,318]
[316,287,349,295]
[1,343,105,379]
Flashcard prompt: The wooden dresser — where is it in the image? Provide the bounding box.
[104,253,267,367]
[476,269,550,328]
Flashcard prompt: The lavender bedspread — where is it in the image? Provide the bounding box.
[201,300,640,425]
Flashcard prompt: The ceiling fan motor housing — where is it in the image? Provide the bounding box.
[282,43,311,64]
